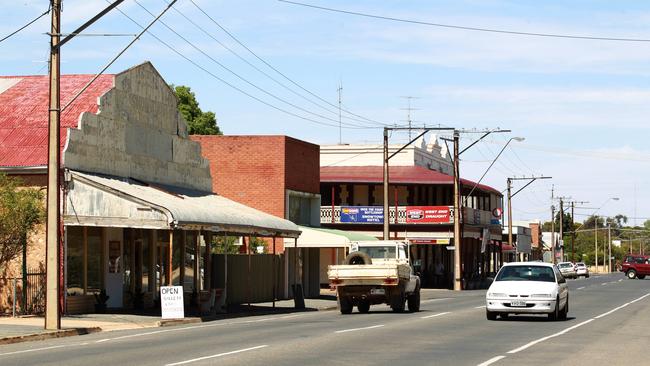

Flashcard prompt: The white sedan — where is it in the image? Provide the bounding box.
[486,262,569,321]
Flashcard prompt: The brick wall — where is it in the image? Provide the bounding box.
[284,136,320,194]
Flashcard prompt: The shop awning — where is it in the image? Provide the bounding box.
[283,226,378,248]
[64,170,301,238]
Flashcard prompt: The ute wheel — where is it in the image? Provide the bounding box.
[338,296,353,314]
[391,292,406,313]
[486,309,497,321]
[357,300,370,313]
[627,270,637,279]
[344,251,372,265]
[407,290,421,312]
[637,275,646,280]
[548,297,560,321]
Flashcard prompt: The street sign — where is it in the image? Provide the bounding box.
[160,286,184,319]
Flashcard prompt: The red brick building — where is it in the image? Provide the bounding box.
[191,135,321,252]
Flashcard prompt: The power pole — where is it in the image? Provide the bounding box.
[453,130,462,291]
[550,185,555,264]
[607,223,611,272]
[337,82,342,144]
[507,178,513,249]
[595,215,598,273]
[383,128,389,239]
[45,0,62,331]
[559,198,564,261]
[571,201,575,262]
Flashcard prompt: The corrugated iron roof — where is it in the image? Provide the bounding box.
[69,170,301,238]
[320,165,501,195]
[0,74,114,167]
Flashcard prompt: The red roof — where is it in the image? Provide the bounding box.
[0,74,114,168]
[320,165,501,195]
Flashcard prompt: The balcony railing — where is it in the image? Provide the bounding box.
[320,205,499,226]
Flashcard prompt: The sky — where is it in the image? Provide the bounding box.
[2,0,649,224]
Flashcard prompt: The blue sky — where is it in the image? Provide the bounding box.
[2,0,649,224]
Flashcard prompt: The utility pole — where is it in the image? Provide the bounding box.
[559,198,564,262]
[45,0,62,331]
[595,215,598,273]
[337,82,342,144]
[506,176,552,261]
[571,201,575,262]
[383,128,389,239]
[607,223,611,272]
[550,185,555,264]
[453,130,462,291]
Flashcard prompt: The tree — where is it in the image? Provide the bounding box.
[172,85,222,135]
[644,219,650,230]
[0,174,44,273]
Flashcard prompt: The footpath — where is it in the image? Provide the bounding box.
[0,289,453,345]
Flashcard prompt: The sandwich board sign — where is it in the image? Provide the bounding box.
[160,286,184,319]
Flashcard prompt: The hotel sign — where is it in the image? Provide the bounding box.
[405,206,452,224]
[340,206,384,223]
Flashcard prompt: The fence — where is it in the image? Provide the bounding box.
[0,270,46,316]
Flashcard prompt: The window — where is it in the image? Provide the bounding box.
[495,266,556,282]
[288,195,312,225]
[87,227,102,293]
[66,227,83,295]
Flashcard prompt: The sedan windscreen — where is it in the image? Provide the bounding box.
[495,266,556,282]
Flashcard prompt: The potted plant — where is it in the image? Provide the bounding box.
[94,289,110,313]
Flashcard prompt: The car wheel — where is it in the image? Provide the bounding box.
[499,313,509,320]
[407,290,421,312]
[486,309,497,321]
[548,298,559,321]
[637,275,646,280]
[357,300,370,313]
[627,270,637,279]
[585,274,589,278]
[559,296,568,320]
[338,296,353,314]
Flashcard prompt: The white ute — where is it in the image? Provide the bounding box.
[328,241,421,314]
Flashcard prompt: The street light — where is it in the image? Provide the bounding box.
[594,197,619,273]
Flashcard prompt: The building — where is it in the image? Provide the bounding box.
[0,62,300,314]
[319,138,504,289]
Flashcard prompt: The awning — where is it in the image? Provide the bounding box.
[64,170,301,238]
[283,226,378,248]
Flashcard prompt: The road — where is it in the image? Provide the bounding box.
[1,273,648,366]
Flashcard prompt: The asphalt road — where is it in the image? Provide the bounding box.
[1,273,648,366]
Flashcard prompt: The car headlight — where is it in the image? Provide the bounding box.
[531,294,553,299]
[487,292,507,298]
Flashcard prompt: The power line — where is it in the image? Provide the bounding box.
[134,0,373,130]
[187,0,389,127]
[62,0,177,114]
[109,2,370,130]
[279,0,650,43]
[0,6,50,44]
[165,1,380,128]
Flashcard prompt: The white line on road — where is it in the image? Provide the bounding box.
[420,297,453,304]
[507,319,595,354]
[335,324,384,333]
[477,355,506,366]
[475,305,486,309]
[421,312,451,319]
[618,279,623,282]
[577,287,585,290]
[601,283,608,286]
[164,345,268,366]
[0,345,67,357]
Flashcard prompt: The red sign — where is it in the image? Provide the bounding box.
[405,206,451,224]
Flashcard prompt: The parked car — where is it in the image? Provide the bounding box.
[621,254,650,279]
[574,262,589,278]
[486,262,569,321]
[557,262,578,279]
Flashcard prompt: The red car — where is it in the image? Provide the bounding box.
[621,254,650,279]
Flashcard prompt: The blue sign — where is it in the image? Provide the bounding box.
[340,206,384,223]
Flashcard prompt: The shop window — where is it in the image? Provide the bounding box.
[184,232,196,292]
[288,195,312,225]
[172,231,182,286]
[87,227,102,293]
[66,227,83,295]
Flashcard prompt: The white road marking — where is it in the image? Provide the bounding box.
[507,319,595,354]
[421,312,451,319]
[335,324,384,333]
[420,297,453,304]
[507,292,650,355]
[618,279,623,282]
[477,355,506,366]
[164,345,268,366]
[0,345,67,357]
[601,283,608,286]
[475,305,486,309]
[577,287,585,290]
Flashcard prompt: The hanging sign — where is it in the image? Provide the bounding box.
[405,206,452,224]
